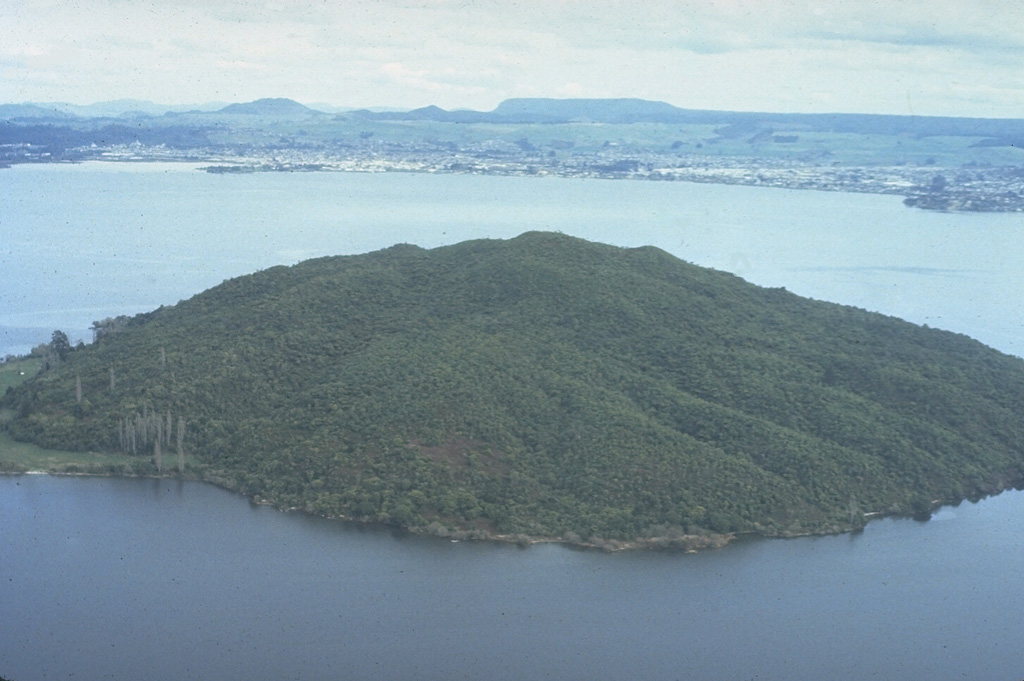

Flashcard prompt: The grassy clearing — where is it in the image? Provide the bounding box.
[0,357,41,393]
[0,429,193,476]
[1,357,161,474]
[1,360,194,477]
[0,430,143,473]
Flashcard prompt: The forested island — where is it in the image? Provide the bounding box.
[3,97,1024,211]
[4,232,1024,550]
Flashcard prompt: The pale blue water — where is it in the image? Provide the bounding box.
[2,163,1024,680]
[2,162,1023,356]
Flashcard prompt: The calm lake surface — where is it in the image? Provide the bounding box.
[1,475,1023,681]
[3,162,1024,357]
[2,163,1024,680]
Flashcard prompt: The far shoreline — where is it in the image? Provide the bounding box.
[6,156,1023,213]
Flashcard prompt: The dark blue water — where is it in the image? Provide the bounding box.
[1,475,1022,681]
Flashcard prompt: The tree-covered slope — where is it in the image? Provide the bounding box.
[5,232,1024,545]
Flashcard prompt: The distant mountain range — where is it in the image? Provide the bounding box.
[4,96,1023,210]
[4,97,1023,138]
[350,97,1024,138]
[0,97,386,120]
[0,100,226,119]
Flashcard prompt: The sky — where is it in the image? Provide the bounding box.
[2,0,1023,118]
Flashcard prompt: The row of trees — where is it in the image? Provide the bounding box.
[117,407,186,473]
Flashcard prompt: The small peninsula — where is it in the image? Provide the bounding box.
[4,232,1024,550]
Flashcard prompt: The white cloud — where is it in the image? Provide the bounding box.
[2,0,1023,116]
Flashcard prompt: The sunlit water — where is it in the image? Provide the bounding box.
[2,163,1024,680]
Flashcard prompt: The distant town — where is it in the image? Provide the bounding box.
[4,97,1024,212]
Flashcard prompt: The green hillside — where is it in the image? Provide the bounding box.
[5,232,1024,548]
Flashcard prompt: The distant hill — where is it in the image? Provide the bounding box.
[491,97,692,123]
[58,100,228,117]
[348,104,494,123]
[217,98,321,116]
[0,103,77,121]
[5,233,1024,547]
[347,97,1024,137]
[348,99,699,124]
[1,100,232,120]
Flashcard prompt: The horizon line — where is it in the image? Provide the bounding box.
[5,96,1024,122]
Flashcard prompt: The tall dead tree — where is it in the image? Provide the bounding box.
[176,416,185,473]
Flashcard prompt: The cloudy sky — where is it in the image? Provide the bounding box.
[3,0,1023,117]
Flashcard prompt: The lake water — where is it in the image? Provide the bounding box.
[1,475,1023,681]
[3,162,1024,358]
[2,163,1024,680]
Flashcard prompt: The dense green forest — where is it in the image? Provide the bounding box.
[5,232,1024,548]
